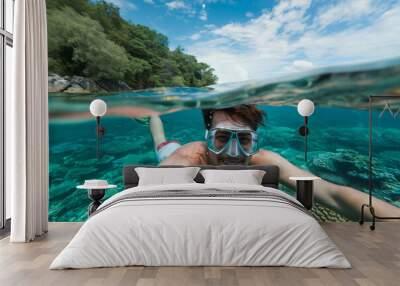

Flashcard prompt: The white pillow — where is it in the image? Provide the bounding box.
[135,167,201,186]
[200,169,266,185]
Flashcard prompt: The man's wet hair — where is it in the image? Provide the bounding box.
[202,105,265,131]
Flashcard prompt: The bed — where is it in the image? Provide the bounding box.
[50,165,350,269]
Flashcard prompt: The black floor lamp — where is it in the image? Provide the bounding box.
[359,95,400,230]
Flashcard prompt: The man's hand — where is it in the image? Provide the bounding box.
[160,141,208,166]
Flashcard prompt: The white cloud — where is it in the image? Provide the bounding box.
[166,0,211,20]
[245,12,254,18]
[107,0,137,11]
[166,1,188,10]
[291,60,313,71]
[188,24,217,41]
[187,0,400,83]
[316,0,373,29]
[126,2,138,10]
[165,1,235,23]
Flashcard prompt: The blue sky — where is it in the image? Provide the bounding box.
[110,1,275,47]
[107,0,400,83]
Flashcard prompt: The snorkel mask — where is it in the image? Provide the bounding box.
[205,127,259,158]
[202,106,263,165]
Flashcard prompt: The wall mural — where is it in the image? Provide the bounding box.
[47,0,400,222]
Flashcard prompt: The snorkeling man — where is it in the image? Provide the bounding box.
[149,104,400,220]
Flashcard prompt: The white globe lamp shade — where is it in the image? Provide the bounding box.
[90,99,107,117]
[297,99,315,117]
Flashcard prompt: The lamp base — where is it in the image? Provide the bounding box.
[359,203,400,231]
[87,189,105,216]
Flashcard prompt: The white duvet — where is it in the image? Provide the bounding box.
[50,183,351,269]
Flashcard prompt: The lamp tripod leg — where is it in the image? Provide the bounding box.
[359,203,367,225]
[369,206,376,231]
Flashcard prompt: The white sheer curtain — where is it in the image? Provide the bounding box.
[8,0,49,242]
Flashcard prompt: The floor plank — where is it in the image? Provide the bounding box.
[0,222,399,286]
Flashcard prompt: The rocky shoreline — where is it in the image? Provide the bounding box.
[48,74,131,94]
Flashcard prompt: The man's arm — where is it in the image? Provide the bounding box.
[159,142,208,166]
[251,149,400,220]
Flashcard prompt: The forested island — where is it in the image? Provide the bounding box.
[47,0,218,93]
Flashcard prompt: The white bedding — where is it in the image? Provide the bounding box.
[50,183,351,269]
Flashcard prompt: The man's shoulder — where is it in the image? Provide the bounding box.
[251,149,283,165]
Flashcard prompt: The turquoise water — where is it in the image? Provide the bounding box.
[49,59,400,222]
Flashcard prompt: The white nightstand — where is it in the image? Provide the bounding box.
[289,177,320,210]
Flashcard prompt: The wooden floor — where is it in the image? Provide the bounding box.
[0,222,399,286]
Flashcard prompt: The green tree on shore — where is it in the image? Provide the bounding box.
[47,0,218,90]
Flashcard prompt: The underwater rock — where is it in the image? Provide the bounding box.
[308,148,400,191]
